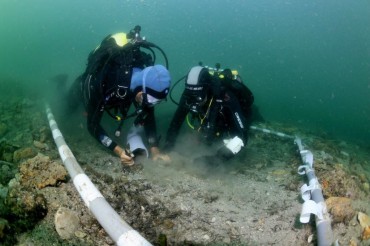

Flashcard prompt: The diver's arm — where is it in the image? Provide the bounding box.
[230,78,255,125]
[86,100,119,151]
[87,101,134,165]
[213,90,250,161]
[225,90,250,142]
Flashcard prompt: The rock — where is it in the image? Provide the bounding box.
[39,126,49,142]
[7,188,47,217]
[3,156,48,243]
[54,207,80,240]
[363,182,370,192]
[0,161,17,186]
[363,226,370,240]
[325,197,355,224]
[358,212,370,229]
[307,234,314,243]
[0,141,19,162]
[19,153,67,189]
[74,230,87,239]
[349,237,358,246]
[203,234,210,240]
[13,147,37,162]
[359,174,368,183]
[321,165,361,198]
[33,140,49,150]
[162,219,174,229]
[6,180,48,223]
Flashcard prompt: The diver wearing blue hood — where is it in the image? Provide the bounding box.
[68,26,171,166]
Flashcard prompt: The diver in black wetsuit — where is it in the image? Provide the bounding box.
[164,64,255,161]
[68,26,171,166]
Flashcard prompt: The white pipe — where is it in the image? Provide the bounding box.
[126,125,149,157]
[250,125,336,246]
[295,137,336,246]
[45,104,152,246]
[250,125,294,139]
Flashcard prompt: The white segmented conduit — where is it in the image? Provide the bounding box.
[295,137,337,246]
[45,104,152,246]
[250,125,295,139]
[250,125,336,246]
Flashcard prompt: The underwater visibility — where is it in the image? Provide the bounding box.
[0,0,369,245]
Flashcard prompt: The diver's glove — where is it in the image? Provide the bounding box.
[216,136,244,160]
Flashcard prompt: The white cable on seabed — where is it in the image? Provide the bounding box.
[45,104,152,246]
[250,125,337,246]
[250,125,294,139]
[295,137,338,246]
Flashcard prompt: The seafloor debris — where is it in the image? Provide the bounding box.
[54,207,80,240]
[13,147,37,163]
[326,197,355,224]
[0,94,369,245]
[358,211,370,240]
[19,153,67,189]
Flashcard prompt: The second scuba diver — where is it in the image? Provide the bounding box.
[164,63,256,162]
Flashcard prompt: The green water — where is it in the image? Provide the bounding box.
[0,0,369,146]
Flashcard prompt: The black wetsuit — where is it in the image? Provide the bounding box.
[69,34,158,151]
[165,73,254,159]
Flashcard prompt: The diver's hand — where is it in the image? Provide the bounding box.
[150,147,171,162]
[114,145,134,166]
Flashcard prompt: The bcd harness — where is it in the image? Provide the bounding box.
[183,65,239,132]
[83,27,169,135]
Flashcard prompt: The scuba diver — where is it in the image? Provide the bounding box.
[164,63,255,162]
[68,25,171,166]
